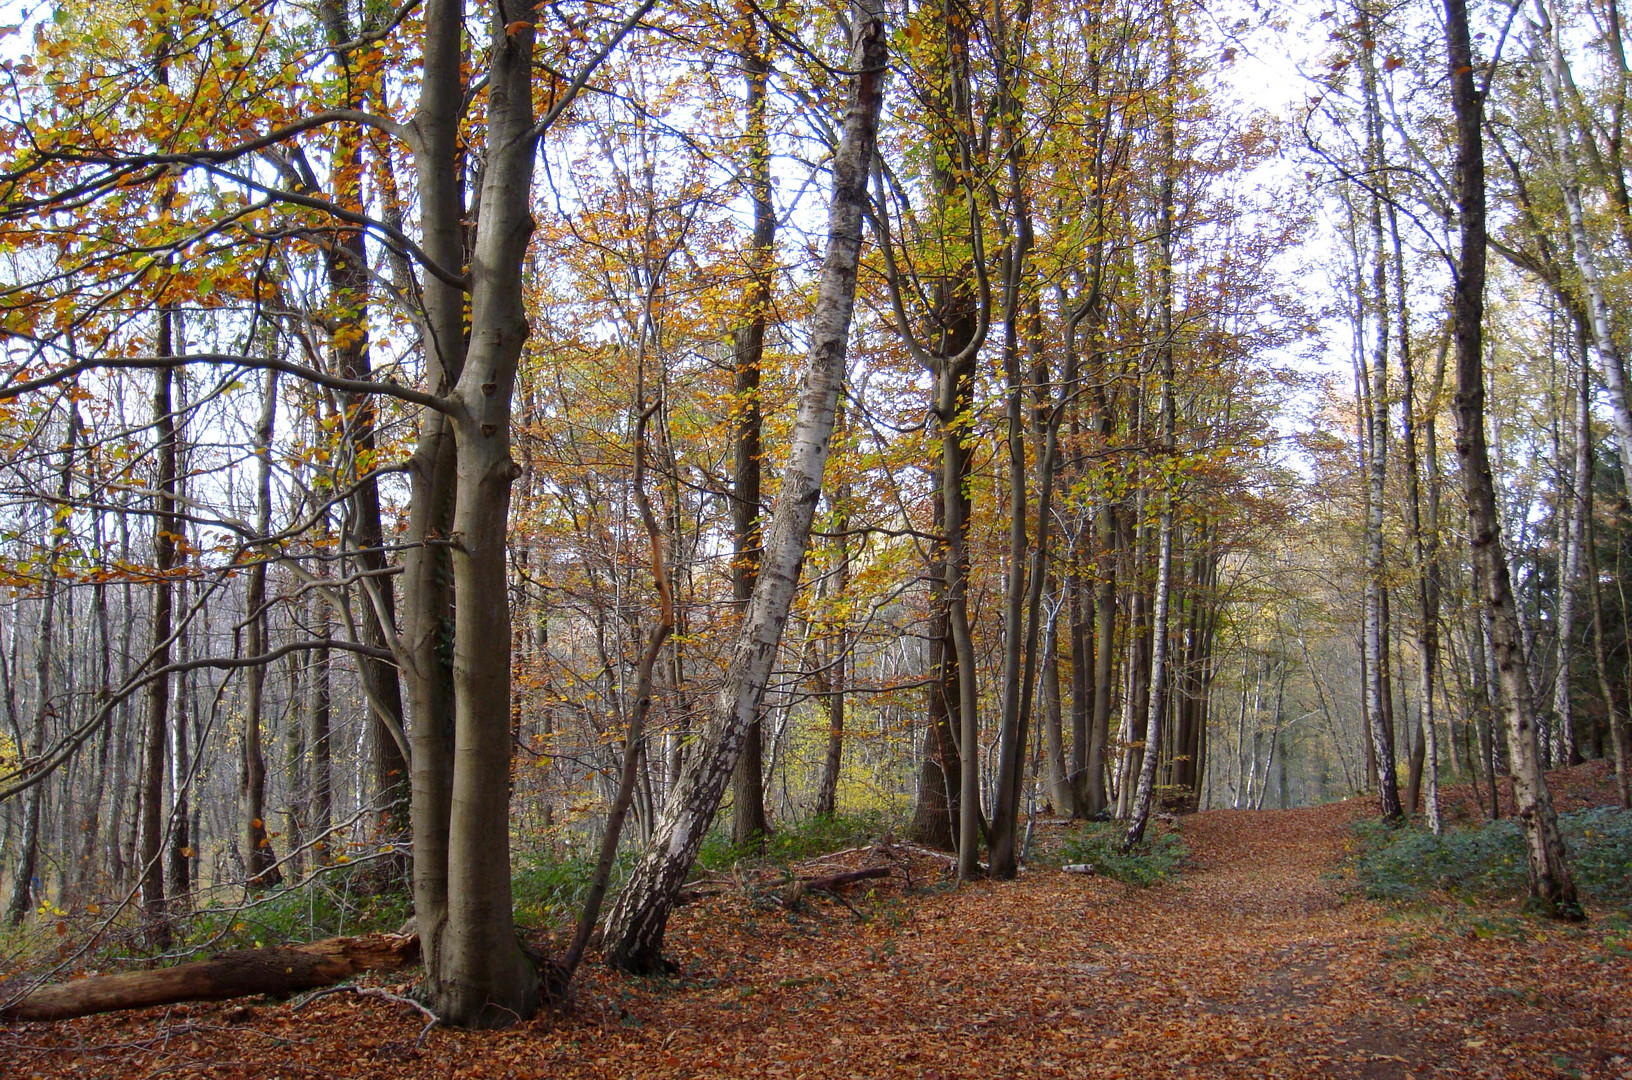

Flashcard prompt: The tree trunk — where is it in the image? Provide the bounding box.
[138,314,176,949]
[5,406,76,926]
[423,0,550,1026]
[1396,222,1442,831]
[600,4,886,972]
[1445,0,1582,917]
[167,564,192,906]
[1536,4,1632,504]
[730,27,774,849]
[907,478,961,849]
[1358,13,1402,820]
[316,0,409,837]
[1,934,420,1022]
[1585,436,1632,808]
[404,0,468,1010]
[563,402,674,979]
[1551,318,1592,767]
[814,457,850,819]
[242,370,281,889]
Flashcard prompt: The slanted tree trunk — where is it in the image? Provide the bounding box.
[600,3,887,972]
[1536,2,1632,504]
[1445,0,1581,918]
[563,400,673,979]
[316,0,409,838]
[989,105,1040,876]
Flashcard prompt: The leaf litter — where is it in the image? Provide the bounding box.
[4,762,1628,1079]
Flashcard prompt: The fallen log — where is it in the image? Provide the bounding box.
[802,866,891,892]
[782,866,891,910]
[1,933,420,1023]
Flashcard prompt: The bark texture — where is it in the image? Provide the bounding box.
[1445,0,1581,918]
[600,3,887,972]
[1,935,419,1022]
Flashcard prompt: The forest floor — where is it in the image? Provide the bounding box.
[5,764,1630,1079]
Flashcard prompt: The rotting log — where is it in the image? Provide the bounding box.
[1,933,420,1022]
[801,867,890,892]
[781,866,890,910]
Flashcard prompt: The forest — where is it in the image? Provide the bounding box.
[0,0,1630,1070]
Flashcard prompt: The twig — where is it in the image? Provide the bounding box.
[292,984,439,1050]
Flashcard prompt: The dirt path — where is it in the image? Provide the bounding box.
[6,784,1630,1079]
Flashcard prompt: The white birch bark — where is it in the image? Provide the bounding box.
[600,0,888,973]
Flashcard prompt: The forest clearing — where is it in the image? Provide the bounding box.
[2,764,1628,1079]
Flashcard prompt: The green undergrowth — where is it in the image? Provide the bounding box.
[182,862,412,952]
[512,811,901,930]
[512,850,627,929]
[1,861,413,978]
[1348,806,1632,908]
[694,810,898,873]
[1052,820,1188,886]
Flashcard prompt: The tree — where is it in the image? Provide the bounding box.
[600,0,888,971]
[1444,0,1580,919]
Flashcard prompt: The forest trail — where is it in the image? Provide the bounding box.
[6,768,1629,1080]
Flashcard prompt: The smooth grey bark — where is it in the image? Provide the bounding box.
[989,242,1037,872]
[404,0,464,1005]
[906,471,961,849]
[1446,0,1582,918]
[427,0,549,1025]
[600,2,887,972]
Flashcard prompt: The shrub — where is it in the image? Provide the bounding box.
[695,811,899,874]
[1055,820,1187,886]
[1347,807,1632,905]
